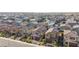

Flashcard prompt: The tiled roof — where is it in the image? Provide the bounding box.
[64,30,71,35]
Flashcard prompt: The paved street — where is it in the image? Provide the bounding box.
[0,37,39,47]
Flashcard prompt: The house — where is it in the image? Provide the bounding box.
[60,24,71,30]
[72,25,79,36]
[31,26,47,41]
[66,19,76,24]
[47,20,55,28]
[45,27,58,43]
[30,18,38,24]
[66,17,77,27]
[64,30,79,47]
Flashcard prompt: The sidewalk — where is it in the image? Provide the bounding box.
[0,37,39,47]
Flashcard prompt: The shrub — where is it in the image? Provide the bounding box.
[52,41,58,47]
[39,39,46,45]
[26,36,32,43]
[0,32,6,37]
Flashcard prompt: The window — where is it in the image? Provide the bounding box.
[65,42,68,44]
[70,37,75,40]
